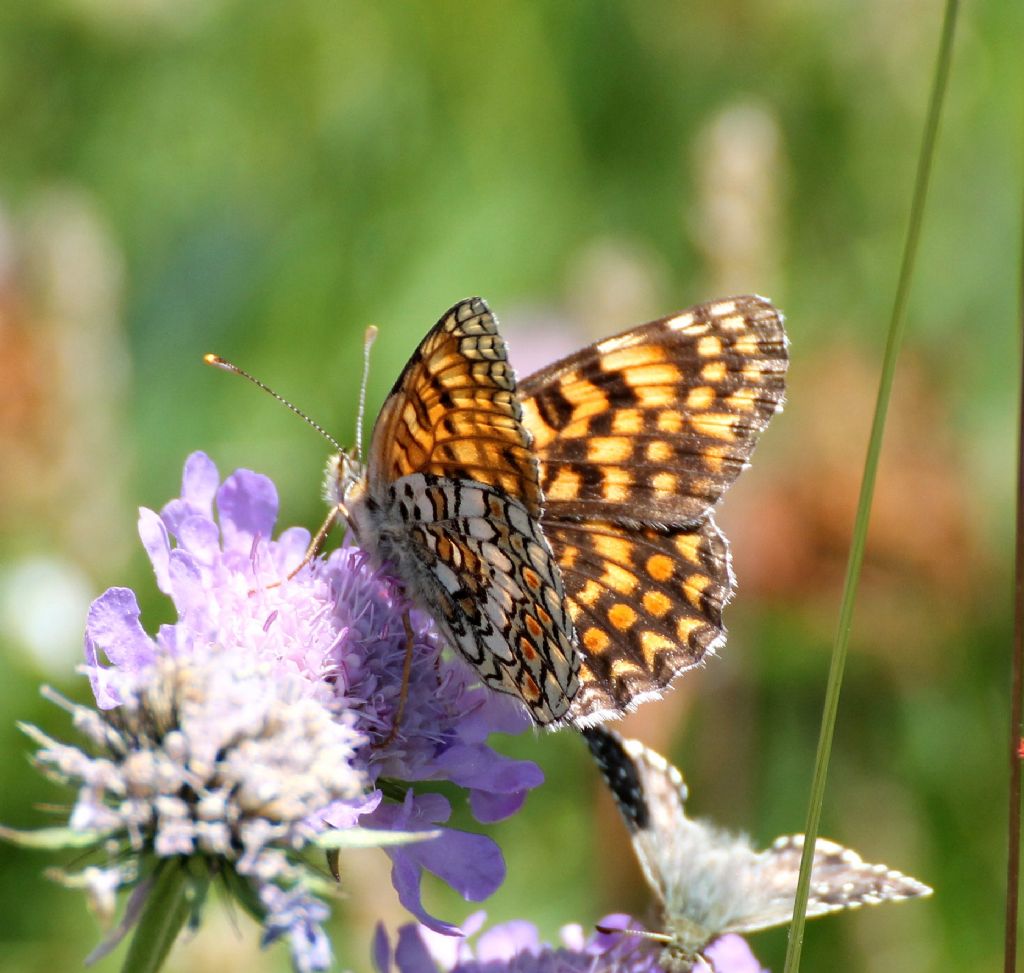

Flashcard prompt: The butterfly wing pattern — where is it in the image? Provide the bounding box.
[342,298,579,724]
[520,296,788,722]
[585,727,932,969]
[338,295,785,727]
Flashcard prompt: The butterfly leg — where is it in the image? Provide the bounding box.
[377,611,415,747]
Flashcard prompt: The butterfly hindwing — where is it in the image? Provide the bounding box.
[552,518,733,724]
[393,475,579,722]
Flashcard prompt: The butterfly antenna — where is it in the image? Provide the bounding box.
[355,324,378,461]
[204,354,343,454]
[594,924,672,944]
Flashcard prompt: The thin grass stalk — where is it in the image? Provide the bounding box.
[1004,129,1024,973]
[781,2,960,970]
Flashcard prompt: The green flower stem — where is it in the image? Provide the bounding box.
[782,2,960,971]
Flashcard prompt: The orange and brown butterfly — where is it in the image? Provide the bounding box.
[211,296,787,727]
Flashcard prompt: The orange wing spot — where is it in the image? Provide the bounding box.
[587,436,634,464]
[686,386,715,411]
[677,616,704,643]
[697,335,724,358]
[593,533,634,564]
[674,532,704,565]
[601,562,639,595]
[559,546,580,570]
[519,637,539,662]
[520,397,558,449]
[523,567,542,591]
[657,411,684,434]
[560,375,610,422]
[559,418,593,439]
[645,440,673,463]
[690,413,737,441]
[437,536,453,563]
[717,312,747,331]
[612,408,644,435]
[742,363,764,383]
[702,444,728,473]
[640,630,674,664]
[726,387,759,412]
[624,363,682,389]
[643,590,672,617]
[525,615,543,639]
[600,466,634,504]
[536,605,552,626]
[522,673,541,701]
[652,471,677,496]
[611,657,641,677]
[600,344,668,371]
[665,311,699,332]
[646,554,674,582]
[583,627,610,652]
[547,467,583,502]
[635,385,678,409]
[578,580,603,606]
[700,361,728,384]
[684,573,712,609]
[608,602,637,631]
[732,333,759,356]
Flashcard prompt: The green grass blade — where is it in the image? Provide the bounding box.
[1004,107,1024,973]
[782,2,961,970]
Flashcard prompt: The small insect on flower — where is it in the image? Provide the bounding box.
[4,453,544,972]
[585,728,931,971]
[209,295,787,729]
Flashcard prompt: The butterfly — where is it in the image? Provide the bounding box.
[585,726,932,970]
[321,296,787,726]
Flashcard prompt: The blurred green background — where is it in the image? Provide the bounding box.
[0,1,1019,971]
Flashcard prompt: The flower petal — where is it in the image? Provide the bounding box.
[394,924,441,973]
[138,508,172,594]
[83,588,156,708]
[372,923,393,973]
[161,452,220,536]
[475,920,541,960]
[704,935,766,973]
[217,469,278,553]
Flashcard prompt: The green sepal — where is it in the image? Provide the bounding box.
[314,827,440,850]
[118,860,208,973]
[0,824,109,849]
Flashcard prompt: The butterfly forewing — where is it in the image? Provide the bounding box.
[553,518,733,723]
[519,295,787,526]
[727,835,933,934]
[370,297,544,518]
[586,728,932,966]
[355,298,579,724]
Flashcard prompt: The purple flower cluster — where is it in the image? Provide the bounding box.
[50,452,543,970]
[373,913,767,973]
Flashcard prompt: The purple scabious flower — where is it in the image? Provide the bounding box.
[373,915,766,973]
[16,452,543,971]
